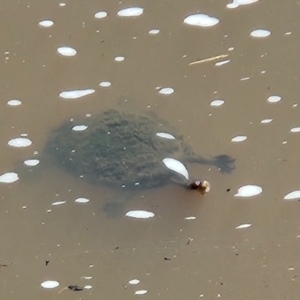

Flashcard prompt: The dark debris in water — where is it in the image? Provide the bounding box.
[68,285,84,291]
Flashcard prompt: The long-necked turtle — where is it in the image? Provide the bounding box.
[45,109,234,194]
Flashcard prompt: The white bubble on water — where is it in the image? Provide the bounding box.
[8,137,32,147]
[215,59,230,66]
[290,127,300,133]
[115,56,125,62]
[94,11,108,19]
[231,136,247,142]
[99,81,111,87]
[234,185,262,197]
[84,285,92,289]
[156,132,175,139]
[149,29,160,34]
[235,0,259,4]
[59,89,95,99]
[75,197,90,204]
[250,29,271,38]
[162,158,189,180]
[0,172,19,183]
[240,77,250,81]
[125,210,155,219]
[52,201,66,206]
[135,290,148,295]
[284,191,300,200]
[7,99,22,106]
[210,99,224,107]
[227,0,259,8]
[185,216,196,220]
[158,87,174,95]
[24,159,40,166]
[41,280,59,289]
[72,125,88,131]
[261,119,273,124]
[227,2,239,8]
[117,7,144,17]
[59,3,66,7]
[267,95,281,103]
[39,20,54,27]
[129,279,140,285]
[235,223,252,229]
[184,14,219,27]
[57,46,77,56]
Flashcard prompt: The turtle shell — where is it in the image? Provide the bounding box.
[46,109,234,189]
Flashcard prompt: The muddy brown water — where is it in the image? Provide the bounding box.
[1,0,300,299]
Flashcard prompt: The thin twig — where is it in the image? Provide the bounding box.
[189,54,229,66]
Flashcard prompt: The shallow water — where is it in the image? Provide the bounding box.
[1,0,300,299]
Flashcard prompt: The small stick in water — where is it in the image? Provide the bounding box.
[189,54,228,66]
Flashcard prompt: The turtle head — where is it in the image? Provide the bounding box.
[189,180,210,195]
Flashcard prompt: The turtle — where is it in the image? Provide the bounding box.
[45,109,235,195]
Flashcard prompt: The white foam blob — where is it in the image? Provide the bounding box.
[8,137,32,147]
[94,11,108,19]
[41,280,59,289]
[57,46,77,56]
[39,20,54,27]
[227,0,258,8]
[235,223,252,229]
[129,279,140,285]
[250,29,271,38]
[184,14,219,27]
[156,132,175,139]
[227,3,239,8]
[99,81,111,87]
[115,56,125,62]
[59,89,95,99]
[240,77,250,81]
[261,119,273,124]
[291,127,300,133]
[0,172,19,183]
[162,158,189,180]
[210,99,224,107]
[125,210,155,219]
[135,290,148,295]
[234,185,262,197]
[52,201,66,206]
[7,99,22,106]
[231,136,247,142]
[84,285,92,289]
[117,7,143,17]
[185,216,196,220]
[267,95,281,103]
[158,87,174,95]
[215,59,230,66]
[72,125,88,131]
[149,29,160,34]
[284,191,300,200]
[59,3,66,6]
[24,159,40,166]
[235,0,259,4]
[75,197,90,204]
